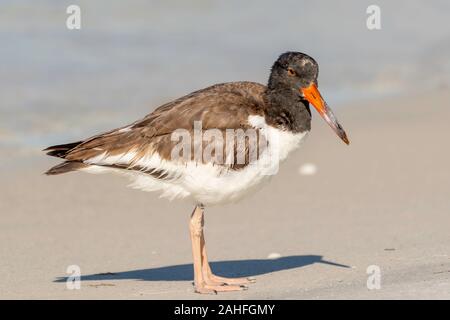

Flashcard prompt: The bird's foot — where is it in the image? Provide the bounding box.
[194,281,248,294]
[208,274,256,286]
[194,283,218,295]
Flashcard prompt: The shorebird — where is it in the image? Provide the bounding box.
[44,52,349,294]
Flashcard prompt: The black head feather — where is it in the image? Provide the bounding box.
[268,52,319,91]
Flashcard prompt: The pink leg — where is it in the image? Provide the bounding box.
[189,205,252,294]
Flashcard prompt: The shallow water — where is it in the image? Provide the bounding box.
[1,0,449,153]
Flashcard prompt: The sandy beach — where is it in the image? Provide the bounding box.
[1,0,450,300]
[1,88,449,299]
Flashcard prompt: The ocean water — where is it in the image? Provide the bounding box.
[0,0,449,157]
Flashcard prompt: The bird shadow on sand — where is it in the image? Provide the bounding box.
[54,255,350,283]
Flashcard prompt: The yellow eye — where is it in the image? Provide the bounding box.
[287,68,296,76]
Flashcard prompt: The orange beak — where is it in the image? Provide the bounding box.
[301,84,350,145]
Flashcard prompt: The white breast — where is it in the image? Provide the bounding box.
[247,115,308,163]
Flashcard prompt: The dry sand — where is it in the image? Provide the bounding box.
[1,89,449,299]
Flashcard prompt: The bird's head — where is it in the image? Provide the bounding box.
[269,51,349,145]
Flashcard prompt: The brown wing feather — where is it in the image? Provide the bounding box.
[46,81,268,173]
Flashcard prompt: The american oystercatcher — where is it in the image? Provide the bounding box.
[44,52,349,294]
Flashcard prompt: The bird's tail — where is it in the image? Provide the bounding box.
[43,141,82,158]
[44,161,88,175]
[43,141,86,175]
